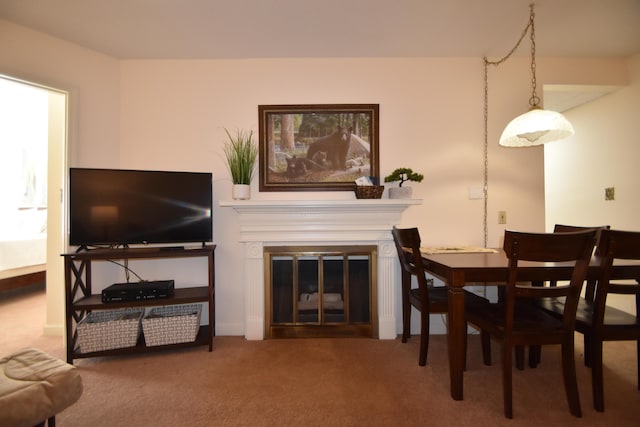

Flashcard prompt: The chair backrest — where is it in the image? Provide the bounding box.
[593,229,640,322]
[391,226,430,289]
[552,225,610,295]
[502,229,597,331]
[554,224,609,233]
[554,224,610,255]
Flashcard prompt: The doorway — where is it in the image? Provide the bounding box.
[0,74,68,336]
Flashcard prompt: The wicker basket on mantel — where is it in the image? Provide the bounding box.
[354,185,384,199]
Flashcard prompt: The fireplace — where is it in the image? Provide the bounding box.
[265,245,377,338]
[220,199,421,340]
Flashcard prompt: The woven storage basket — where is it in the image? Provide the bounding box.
[76,308,143,353]
[354,185,384,199]
[142,304,202,346]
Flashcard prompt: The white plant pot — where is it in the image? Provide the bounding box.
[388,186,412,199]
[232,184,251,200]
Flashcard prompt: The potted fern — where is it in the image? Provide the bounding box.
[223,128,258,200]
[384,167,424,199]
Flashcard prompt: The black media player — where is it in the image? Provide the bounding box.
[101,280,175,303]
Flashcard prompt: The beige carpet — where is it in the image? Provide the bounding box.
[2,284,639,426]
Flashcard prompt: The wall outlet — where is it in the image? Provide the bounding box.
[498,210,507,224]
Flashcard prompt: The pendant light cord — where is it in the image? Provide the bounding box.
[482,3,536,247]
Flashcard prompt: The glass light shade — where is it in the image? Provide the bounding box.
[499,107,575,147]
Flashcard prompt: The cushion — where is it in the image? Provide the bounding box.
[0,348,82,427]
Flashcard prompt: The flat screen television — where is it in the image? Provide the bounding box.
[69,168,213,247]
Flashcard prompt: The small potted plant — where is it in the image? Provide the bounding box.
[223,128,258,200]
[384,167,424,199]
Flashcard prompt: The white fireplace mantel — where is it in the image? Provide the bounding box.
[220,198,422,340]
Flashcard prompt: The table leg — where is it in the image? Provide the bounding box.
[447,273,466,400]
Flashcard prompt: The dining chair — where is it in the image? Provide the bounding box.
[528,224,611,368]
[391,226,486,366]
[465,229,597,418]
[538,229,640,412]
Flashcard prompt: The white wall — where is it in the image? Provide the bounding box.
[1,18,632,337]
[118,57,627,335]
[0,19,121,167]
[545,54,640,231]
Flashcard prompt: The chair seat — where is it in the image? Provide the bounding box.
[410,286,487,313]
[539,297,640,331]
[467,299,565,337]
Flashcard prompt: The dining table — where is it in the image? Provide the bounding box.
[419,248,640,401]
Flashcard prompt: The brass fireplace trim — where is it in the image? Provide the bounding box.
[264,245,378,339]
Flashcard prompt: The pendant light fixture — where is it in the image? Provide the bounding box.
[481,3,574,247]
[494,3,575,147]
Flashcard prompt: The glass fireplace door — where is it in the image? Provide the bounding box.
[265,246,377,338]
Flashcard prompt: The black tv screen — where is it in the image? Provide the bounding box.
[69,168,213,247]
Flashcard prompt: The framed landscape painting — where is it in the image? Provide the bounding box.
[258,104,379,192]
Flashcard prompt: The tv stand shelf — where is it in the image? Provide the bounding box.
[62,245,216,364]
[73,287,209,310]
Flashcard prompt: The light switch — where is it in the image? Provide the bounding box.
[498,211,507,224]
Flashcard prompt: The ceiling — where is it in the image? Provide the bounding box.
[1,0,638,110]
[1,0,639,60]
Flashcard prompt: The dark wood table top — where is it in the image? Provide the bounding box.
[420,250,640,286]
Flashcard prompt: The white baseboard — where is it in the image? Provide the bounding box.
[43,323,64,337]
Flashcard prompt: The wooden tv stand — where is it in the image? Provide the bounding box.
[62,245,215,364]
